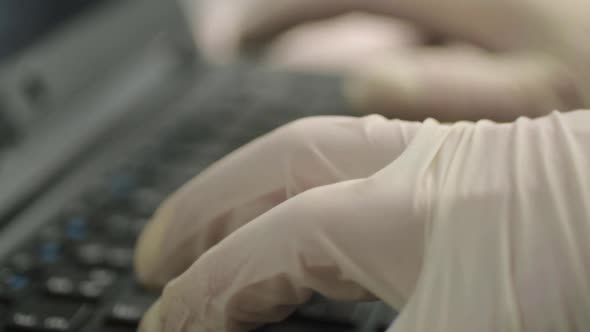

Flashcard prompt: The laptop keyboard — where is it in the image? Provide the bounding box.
[0,70,395,332]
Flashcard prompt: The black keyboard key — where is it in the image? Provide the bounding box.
[106,291,155,327]
[77,280,105,300]
[0,268,31,304]
[46,278,107,302]
[103,215,146,243]
[107,171,140,202]
[63,216,91,242]
[88,269,117,287]
[7,311,39,330]
[296,297,397,331]
[6,299,92,331]
[44,269,116,301]
[74,242,107,266]
[45,275,76,298]
[8,252,38,274]
[10,244,63,275]
[38,225,64,244]
[74,240,134,269]
[295,298,358,326]
[107,303,145,326]
[81,187,113,212]
[104,214,129,229]
[37,241,63,266]
[104,246,133,269]
[258,318,356,332]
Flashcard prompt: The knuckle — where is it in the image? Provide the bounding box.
[160,278,197,330]
[289,186,328,215]
[263,185,338,241]
[286,179,371,229]
[270,117,343,191]
[545,61,584,109]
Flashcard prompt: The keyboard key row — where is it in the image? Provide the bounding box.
[105,291,155,327]
[6,299,92,332]
[45,268,117,302]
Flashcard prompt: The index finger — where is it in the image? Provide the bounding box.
[134,115,421,288]
[140,174,427,332]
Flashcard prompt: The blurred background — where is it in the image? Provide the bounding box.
[0,0,109,59]
[0,2,369,331]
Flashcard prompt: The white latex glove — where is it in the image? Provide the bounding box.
[187,0,590,122]
[135,110,590,332]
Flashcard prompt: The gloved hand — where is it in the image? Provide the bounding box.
[186,0,590,122]
[135,111,590,332]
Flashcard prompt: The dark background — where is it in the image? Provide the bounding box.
[0,0,107,60]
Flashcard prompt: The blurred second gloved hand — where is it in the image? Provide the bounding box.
[188,0,590,122]
[135,111,590,332]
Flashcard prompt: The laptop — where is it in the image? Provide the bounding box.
[0,0,397,331]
